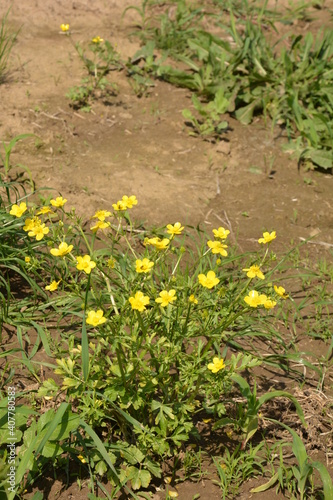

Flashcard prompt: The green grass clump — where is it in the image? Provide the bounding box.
[0,166,332,498]
[126,0,333,168]
[0,9,19,84]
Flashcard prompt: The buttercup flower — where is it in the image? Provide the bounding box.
[92,210,111,221]
[45,280,61,292]
[76,255,96,274]
[135,258,154,273]
[92,36,104,44]
[207,240,228,256]
[244,290,267,308]
[166,222,184,236]
[155,289,177,307]
[258,231,276,244]
[60,24,70,32]
[28,223,49,241]
[242,265,265,280]
[25,256,31,263]
[145,237,170,250]
[263,298,276,309]
[208,357,225,373]
[10,202,27,218]
[129,291,150,312]
[50,242,73,257]
[36,206,54,215]
[274,285,289,299]
[212,227,230,240]
[112,200,128,211]
[90,220,110,232]
[198,270,220,289]
[77,455,87,464]
[189,294,198,304]
[50,196,67,208]
[122,195,138,208]
[23,218,38,232]
[86,310,107,327]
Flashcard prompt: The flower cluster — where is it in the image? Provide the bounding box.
[112,195,138,211]
[207,226,229,257]
[244,290,276,309]
[23,217,49,241]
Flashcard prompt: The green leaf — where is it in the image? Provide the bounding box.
[234,101,258,125]
[41,441,63,458]
[250,471,279,492]
[312,461,333,499]
[127,466,151,490]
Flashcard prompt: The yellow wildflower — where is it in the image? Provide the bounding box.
[263,298,276,309]
[168,492,179,498]
[28,223,49,241]
[10,202,27,218]
[90,220,110,232]
[92,36,104,44]
[129,291,150,312]
[198,270,219,289]
[258,231,276,244]
[189,294,198,304]
[274,285,289,299]
[86,310,107,327]
[207,240,228,256]
[60,24,70,32]
[242,265,265,280]
[77,455,87,463]
[45,280,61,292]
[23,217,40,232]
[155,289,177,307]
[146,237,170,250]
[50,242,73,257]
[112,200,128,211]
[244,290,266,308]
[92,210,111,221]
[166,222,184,236]
[122,195,138,208]
[36,206,54,215]
[76,255,96,274]
[50,196,67,208]
[208,357,225,373]
[212,227,230,240]
[25,256,31,263]
[135,258,154,273]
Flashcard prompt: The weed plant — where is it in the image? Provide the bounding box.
[0,8,19,84]
[126,0,333,169]
[0,168,332,498]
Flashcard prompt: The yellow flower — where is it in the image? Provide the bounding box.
[28,223,49,241]
[86,310,107,327]
[77,454,87,463]
[212,227,230,240]
[166,222,184,236]
[155,289,177,307]
[107,258,115,268]
[129,291,150,312]
[23,217,40,232]
[10,202,27,218]
[208,357,225,373]
[242,265,265,280]
[45,280,61,292]
[76,255,96,274]
[258,231,276,244]
[122,195,138,208]
[90,220,110,232]
[92,210,111,221]
[92,36,104,44]
[189,294,198,304]
[198,270,219,289]
[263,298,276,309]
[112,200,128,211]
[168,492,179,498]
[207,240,228,256]
[146,237,170,250]
[274,285,289,299]
[36,206,54,215]
[60,24,70,32]
[244,290,267,308]
[50,196,67,208]
[50,242,73,257]
[135,258,154,273]
[25,256,31,263]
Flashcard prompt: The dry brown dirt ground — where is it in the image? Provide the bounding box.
[1,0,333,498]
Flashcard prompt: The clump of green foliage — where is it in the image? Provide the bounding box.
[0,8,19,84]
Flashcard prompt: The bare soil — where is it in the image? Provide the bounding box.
[1,0,333,498]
